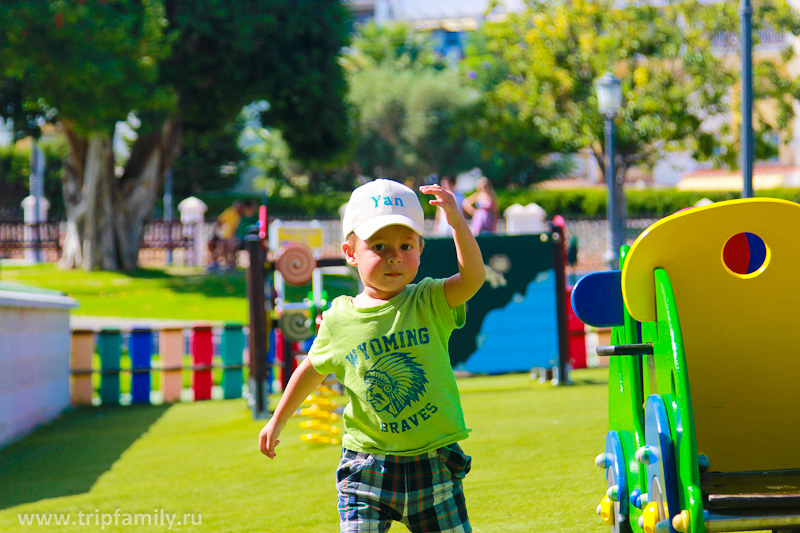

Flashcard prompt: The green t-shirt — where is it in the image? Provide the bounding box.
[236,214,259,240]
[308,277,470,455]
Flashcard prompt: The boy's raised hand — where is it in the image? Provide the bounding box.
[420,183,485,308]
[420,185,467,230]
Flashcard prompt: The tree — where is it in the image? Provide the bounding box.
[463,0,800,186]
[459,27,565,187]
[171,119,246,200]
[342,23,483,183]
[1,0,350,270]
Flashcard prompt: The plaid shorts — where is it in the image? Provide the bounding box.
[336,443,472,533]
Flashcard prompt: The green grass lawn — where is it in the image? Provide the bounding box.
[0,263,358,323]
[0,263,250,322]
[0,371,610,533]
[0,264,617,531]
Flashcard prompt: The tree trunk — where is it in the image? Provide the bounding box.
[59,117,182,271]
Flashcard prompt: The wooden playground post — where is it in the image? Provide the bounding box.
[98,328,121,405]
[130,328,153,404]
[221,323,245,400]
[70,329,94,405]
[191,325,213,401]
[159,327,184,403]
[551,216,571,386]
[246,228,270,418]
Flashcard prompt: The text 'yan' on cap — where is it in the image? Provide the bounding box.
[342,179,425,240]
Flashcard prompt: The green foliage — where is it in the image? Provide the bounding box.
[348,65,480,180]
[1,0,352,161]
[458,28,562,185]
[343,22,448,73]
[241,21,492,195]
[0,138,67,217]
[688,0,800,168]
[464,0,800,182]
[343,22,527,186]
[195,192,351,219]
[242,124,305,196]
[242,20,574,193]
[163,0,353,163]
[495,187,800,218]
[1,0,176,136]
[171,119,246,199]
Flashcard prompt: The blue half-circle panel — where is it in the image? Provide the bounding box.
[571,271,624,328]
[745,232,767,274]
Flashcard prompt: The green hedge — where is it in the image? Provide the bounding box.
[186,191,438,220]
[166,187,800,220]
[497,188,800,218]
[179,192,352,220]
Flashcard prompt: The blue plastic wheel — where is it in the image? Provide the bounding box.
[603,431,633,533]
[644,395,680,533]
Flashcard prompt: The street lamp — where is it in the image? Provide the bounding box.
[740,0,754,198]
[595,72,624,270]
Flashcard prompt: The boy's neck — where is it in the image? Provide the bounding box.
[354,288,404,308]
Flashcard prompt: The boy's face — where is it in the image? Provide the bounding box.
[344,225,422,301]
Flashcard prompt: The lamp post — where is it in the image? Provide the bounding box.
[596,72,624,270]
[164,167,174,266]
[740,0,754,198]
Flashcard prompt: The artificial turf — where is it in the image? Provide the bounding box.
[0,370,611,532]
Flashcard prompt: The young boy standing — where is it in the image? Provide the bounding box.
[259,179,485,533]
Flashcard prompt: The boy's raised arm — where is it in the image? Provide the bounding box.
[420,185,485,308]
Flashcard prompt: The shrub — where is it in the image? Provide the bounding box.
[497,188,800,218]
[162,187,800,221]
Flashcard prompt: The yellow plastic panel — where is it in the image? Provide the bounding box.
[622,198,800,472]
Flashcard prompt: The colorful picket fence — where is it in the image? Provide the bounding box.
[69,324,248,406]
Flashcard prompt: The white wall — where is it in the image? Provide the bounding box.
[0,290,77,447]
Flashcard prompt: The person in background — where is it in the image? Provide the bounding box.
[207,200,243,272]
[225,199,258,271]
[434,177,465,238]
[462,177,499,236]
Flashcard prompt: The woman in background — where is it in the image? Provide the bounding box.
[462,177,499,235]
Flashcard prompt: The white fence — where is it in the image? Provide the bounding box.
[0,217,659,272]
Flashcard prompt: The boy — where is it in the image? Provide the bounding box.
[258,179,485,532]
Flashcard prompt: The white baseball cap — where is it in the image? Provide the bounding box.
[342,179,425,240]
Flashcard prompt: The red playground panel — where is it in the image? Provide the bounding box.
[192,325,213,401]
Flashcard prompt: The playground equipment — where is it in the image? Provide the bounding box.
[572,198,800,533]
[246,214,343,419]
[295,383,342,446]
[70,324,246,405]
[415,218,583,379]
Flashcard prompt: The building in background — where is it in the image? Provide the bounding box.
[345,0,524,61]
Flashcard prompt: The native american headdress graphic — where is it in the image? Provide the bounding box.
[364,352,428,417]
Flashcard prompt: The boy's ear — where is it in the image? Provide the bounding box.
[343,241,358,266]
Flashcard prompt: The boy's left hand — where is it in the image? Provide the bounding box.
[420,185,466,230]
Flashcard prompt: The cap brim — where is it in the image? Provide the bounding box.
[353,215,424,240]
